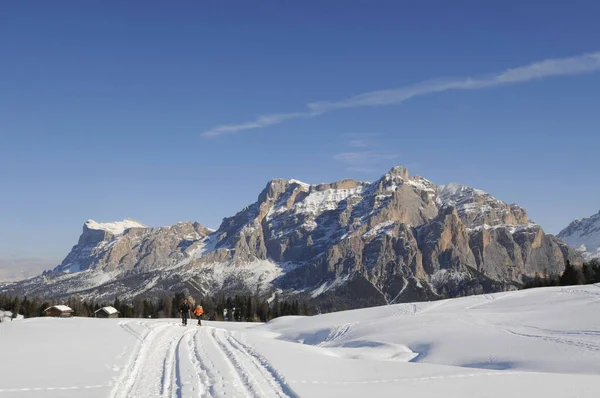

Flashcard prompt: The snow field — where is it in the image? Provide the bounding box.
[1,284,600,397]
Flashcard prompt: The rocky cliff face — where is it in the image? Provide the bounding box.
[55,219,211,273]
[197,166,579,304]
[1,166,582,305]
[558,211,600,259]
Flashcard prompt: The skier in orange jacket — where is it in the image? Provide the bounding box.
[193,305,204,326]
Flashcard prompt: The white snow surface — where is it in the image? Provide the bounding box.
[293,187,363,215]
[185,259,300,295]
[362,221,397,239]
[2,285,600,397]
[438,183,503,214]
[85,219,146,235]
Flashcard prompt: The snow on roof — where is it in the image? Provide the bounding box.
[45,305,73,312]
[85,219,146,235]
[95,306,119,315]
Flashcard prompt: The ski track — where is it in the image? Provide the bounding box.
[118,320,151,341]
[463,314,600,355]
[117,319,555,397]
[225,332,299,398]
[110,322,171,398]
[318,322,355,347]
[394,303,417,316]
[558,287,600,300]
[464,291,521,310]
[210,327,296,397]
[504,328,600,353]
[192,328,221,397]
[496,322,600,354]
[111,322,185,398]
[112,323,295,398]
[180,330,208,397]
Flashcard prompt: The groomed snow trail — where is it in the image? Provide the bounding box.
[111,321,297,398]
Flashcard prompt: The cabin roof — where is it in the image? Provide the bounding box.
[94,306,119,315]
[44,305,73,312]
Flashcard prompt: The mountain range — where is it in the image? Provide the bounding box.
[0,166,584,309]
[558,210,600,260]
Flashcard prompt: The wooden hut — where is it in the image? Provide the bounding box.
[94,306,119,318]
[44,305,74,317]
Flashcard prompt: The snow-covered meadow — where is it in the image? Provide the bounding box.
[1,284,599,397]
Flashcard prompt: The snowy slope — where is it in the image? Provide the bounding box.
[558,210,600,259]
[1,285,599,397]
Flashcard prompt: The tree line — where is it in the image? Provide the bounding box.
[522,259,600,289]
[0,291,310,321]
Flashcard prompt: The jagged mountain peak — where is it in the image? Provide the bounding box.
[437,183,529,228]
[257,178,289,203]
[373,166,436,197]
[385,165,409,179]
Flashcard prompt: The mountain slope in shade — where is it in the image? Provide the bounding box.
[558,210,600,259]
[1,166,582,305]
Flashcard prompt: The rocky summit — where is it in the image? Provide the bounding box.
[1,166,582,308]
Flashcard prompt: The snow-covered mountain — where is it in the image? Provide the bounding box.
[558,210,600,259]
[54,219,148,273]
[1,166,582,305]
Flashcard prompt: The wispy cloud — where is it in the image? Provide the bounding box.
[202,111,320,137]
[202,51,600,137]
[348,139,371,148]
[307,51,600,112]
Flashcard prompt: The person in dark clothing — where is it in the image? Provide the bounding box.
[180,298,191,326]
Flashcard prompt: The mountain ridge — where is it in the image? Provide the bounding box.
[1,166,582,307]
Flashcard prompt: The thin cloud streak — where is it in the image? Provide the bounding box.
[203,51,600,137]
[202,110,321,137]
[348,139,371,148]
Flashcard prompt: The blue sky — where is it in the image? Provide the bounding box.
[1,1,599,277]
